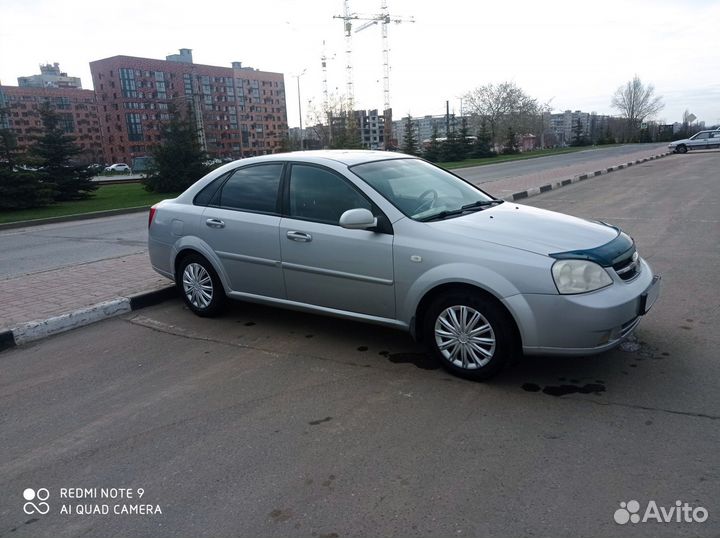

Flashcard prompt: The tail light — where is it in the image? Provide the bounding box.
[148,204,158,228]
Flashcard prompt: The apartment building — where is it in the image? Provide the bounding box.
[544,110,610,145]
[17,63,83,90]
[0,84,102,161]
[392,114,452,147]
[89,49,288,165]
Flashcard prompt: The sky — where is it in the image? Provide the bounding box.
[1,0,719,128]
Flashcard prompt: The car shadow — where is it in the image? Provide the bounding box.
[214,299,653,392]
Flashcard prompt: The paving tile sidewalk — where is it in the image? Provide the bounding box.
[0,146,670,345]
[0,253,171,332]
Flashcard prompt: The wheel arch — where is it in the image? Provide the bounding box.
[172,243,231,294]
[412,282,522,350]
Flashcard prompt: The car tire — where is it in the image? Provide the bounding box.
[424,292,517,380]
[177,254,226,317]
[676,144,687,154]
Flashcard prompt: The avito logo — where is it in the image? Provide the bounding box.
[23,488,50,515]
[614,499,708,524]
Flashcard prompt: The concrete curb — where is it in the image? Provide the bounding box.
[500,152,672,202]
[0,206,152,231]
[0,285,178,352]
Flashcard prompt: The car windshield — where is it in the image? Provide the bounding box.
[350,158,495,221]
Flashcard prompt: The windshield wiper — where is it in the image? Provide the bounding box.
[418,199,503,222]
[461,199,503,210]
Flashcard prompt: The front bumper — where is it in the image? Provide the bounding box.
[505,259,660,356]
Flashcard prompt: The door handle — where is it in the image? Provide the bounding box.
[286,230,312,242]
[205,218,225,229]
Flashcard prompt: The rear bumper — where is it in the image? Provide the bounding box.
[148,237,174,280]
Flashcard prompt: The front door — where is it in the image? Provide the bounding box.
[279,163,395,319]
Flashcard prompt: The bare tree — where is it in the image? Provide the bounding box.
[305,93,358,149]
[463,82,539,147]
[611,76,664,142]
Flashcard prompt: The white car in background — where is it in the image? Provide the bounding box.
[104,163,132,173]
[668,130,720,153]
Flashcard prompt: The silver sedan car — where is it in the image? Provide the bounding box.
[668,130,720,153]
[148,150,660,379]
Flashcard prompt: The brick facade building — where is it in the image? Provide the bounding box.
[0,85,103,162]
[89,50,288,165]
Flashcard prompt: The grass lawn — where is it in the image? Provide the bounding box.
[0,183,178,224]
[442,145,619,169]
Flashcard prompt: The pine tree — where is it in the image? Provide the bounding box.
[28,102,97,201]
[423,125,442,162]
[472,119,494,158]
[502,126,519,154]
[440,119,463,162]
[456,117,471,161]
[401,115,419,155]
[143,103,209,193]
[0,112,55,209]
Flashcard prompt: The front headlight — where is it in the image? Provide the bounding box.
[551,259,613,294]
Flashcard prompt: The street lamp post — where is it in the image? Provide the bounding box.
[295,68,307,150]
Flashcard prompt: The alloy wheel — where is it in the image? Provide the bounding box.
[434,305,496,369]
[182,262,214,310]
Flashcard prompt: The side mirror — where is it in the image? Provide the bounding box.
[339,208,377,230]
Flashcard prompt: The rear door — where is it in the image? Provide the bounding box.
[279,163,395,319]
[198,163,286,298]
[708,131,720,150]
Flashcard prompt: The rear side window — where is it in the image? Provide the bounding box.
[193,172,229,206]
[218,164,283,213]
[289,164,371,224]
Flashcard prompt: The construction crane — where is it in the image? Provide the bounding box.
[333,0,414,112]
[333,0,358,110]
[354,0,414,113]
[320,40,336,114]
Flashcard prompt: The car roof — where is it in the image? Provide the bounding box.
[231,150,414,167]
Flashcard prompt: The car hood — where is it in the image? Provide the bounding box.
[429,202,620,256]
[668,138,690,145]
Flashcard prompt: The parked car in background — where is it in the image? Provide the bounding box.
[104,163,132,173]
[148,150,660,380]
[668,130,720,153]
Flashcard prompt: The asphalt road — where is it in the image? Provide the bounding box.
[0,143,666,279]
[456,142,667,184]
[1,152,719,538]
[0,214,148,279]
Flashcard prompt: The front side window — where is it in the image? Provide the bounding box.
[289,164,371,225]
[692,132,709,140]
[218,164,283,213]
